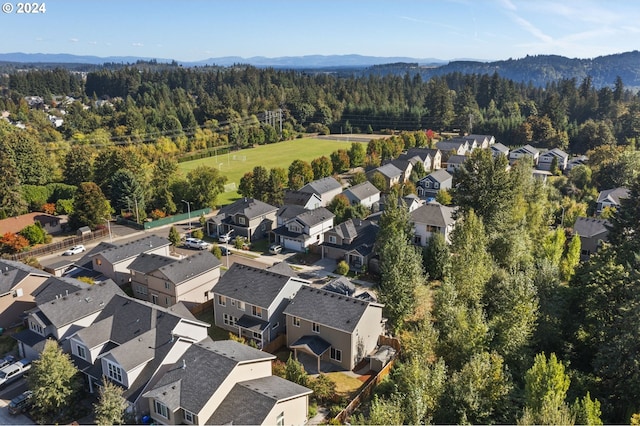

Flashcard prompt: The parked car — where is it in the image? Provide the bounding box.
[218,232,233,243]
[269,244,283,255]
[184,238,210,250]
[0,354,15,370]
[63,245,85,256]
[220,246,230,256]
[8,389,33,415]
[0,358,31,388]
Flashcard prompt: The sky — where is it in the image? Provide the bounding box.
[1,0,639,62]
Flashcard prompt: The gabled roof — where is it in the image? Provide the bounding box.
[283,285,382,333]
[410,202,456,228]
[266,262,299,277]
[95,235,170,264]
[299,176,342,196]
[217,197,278,219]
[143,340,275,415]
[375,163,403,179]
[0,259,49,294]
[36,280,124,328]
[343,181,380,201]
[295,207,334,228]
[321,276,356,296]
[212,264,308,309]
[436,140,468,152]
[276,204,308,221]
[573,217,610,238]
[422,169,452,184]
[32,276,91,305]
[324,219,379,254]
[207,376,311,425]
[129,251,221,285]
[490,142,509,154]
[597,187,629,205]
[283,190,321,207]
[447,154,467,165]
[389,159,412,172]
[0,212,62,235]
[510,144,539,156]
[540,148,569,160]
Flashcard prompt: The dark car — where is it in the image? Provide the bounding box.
[8,389,33,415]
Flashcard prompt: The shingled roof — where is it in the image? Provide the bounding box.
[95,234,170,264]
[299,176,342,195]
[129,251,221,285]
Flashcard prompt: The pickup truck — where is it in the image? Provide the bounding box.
[0,358,31,388]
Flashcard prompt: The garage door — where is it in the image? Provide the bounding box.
[282,238,303,252]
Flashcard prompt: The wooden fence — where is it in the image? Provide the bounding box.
[10,228,109,261]
[332,336,401,424]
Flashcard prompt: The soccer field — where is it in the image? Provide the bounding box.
[178,137,366,206]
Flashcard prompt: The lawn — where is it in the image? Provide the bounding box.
[178,137,365,206]
[325,371,366,398]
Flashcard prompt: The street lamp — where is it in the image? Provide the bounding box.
[104,217,112,243]
[226,229,234,268]
[181,200,192,233]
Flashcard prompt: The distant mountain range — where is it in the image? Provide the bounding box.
[2,51,640,88]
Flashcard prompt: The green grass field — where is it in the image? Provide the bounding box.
[178,137,364,206]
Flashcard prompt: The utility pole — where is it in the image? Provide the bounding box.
[181,200,192,233]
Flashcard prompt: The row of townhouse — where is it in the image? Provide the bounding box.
[13,277,311,425]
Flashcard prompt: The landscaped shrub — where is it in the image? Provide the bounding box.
[336,260,349,275]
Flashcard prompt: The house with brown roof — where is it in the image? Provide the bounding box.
[0,212,64,236]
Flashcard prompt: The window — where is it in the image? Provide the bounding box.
[329,235,337,244]
[237,301,245,311]
[434,182,439,189]
[238,216,246,225]
[95,259,102,266]
[413,235,421,245]
[217,295,226,306]
[252,305,263,318]
[253,331,261,339]
[106,361,123,384]
[76,345,86,360]
[164,282,171,290]
[223,314,237,326]
[277,412,284,426]
[184,410,195,424]
[136,285,147,295]
[204,291,209,300]
[293,317,300,327]
[312,322,320,333]
[165,297,170,305]
[425,181,431,188]
[154,400,170,419]
[330,347,342,362]
[30,321,44,335]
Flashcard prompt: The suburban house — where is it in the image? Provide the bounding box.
[89,235,172,286]
[206,198,278,242]
[400,194,424,212]
[342,181,381,209]
[462,134,496,149]
[417,169,453,200]
[283,285,385,371]
[369,163,403,188]
[282,190,322,210]
[596,187,629,215]
[446,154,467,173]
[565,155,589,174]
[129,251,221,309]
[399,147,442,171]
[298,176,343,207]
[410,201,457,245]
[211,263,310,348]
[0,259,55,329]
[388,159,414,183]
[436,139,469,157]
[573,217,610,260]
[143,340,312,426]
[538,148,569,171]
[67,293,210,416]
[509,144,540,165]
[271,207,334,252]
[0,212,65,236]
[490,142,510,158]
[13,279,123,360]
[321,218,379,271]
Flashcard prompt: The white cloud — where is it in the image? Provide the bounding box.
[132,42,144,47]
[69,38,79,43]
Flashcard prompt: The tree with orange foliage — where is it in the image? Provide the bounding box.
[0,232,30,254]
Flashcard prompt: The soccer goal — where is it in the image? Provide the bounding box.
[224,182,237,193]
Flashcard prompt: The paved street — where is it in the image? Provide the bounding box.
[0,379,34,425]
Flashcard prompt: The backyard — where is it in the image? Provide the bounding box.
[178,137,367,205]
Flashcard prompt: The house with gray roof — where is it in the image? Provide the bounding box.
[410,201,457,245]
[342,181,380,209]
[282,190,322,210]
[565,155,588,174]
[206,197,278,242]
[417,169,453,200]
[283,285,385,371]
[490,142,510,158]
[142,340,311,426]
[211,264,310,348]
[298,176,343,207]
[538,148,569,171]
[596,187,629,215]
[463,134,495,149]
[13,279,122,360]
[389,159,414,182]
[90,234,171,285]
[271,207,334,252]
[436,139,469,156]
[398,147,442,171]
[509,144,540,165]
[573,217,610,260]
[368,163,403,189]
[321,218,379,272]
[67,293,210,415]
[129,251,221,309]
[0,259,51,329]
[446,154,467,173]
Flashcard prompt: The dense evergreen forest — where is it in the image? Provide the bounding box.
[2,63,640,424]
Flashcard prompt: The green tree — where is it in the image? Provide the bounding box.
[69,182,111,230]
[19,222,48,245]
[327,194,350,224]
[541,228,567,268]
[571,392,603,426]
[168,226,181,250]
[94,378,126,426]
[3,129,52,185]
[28,339,81,423]
[369,171,387,192]
[336,260,349,275]
[367,395,404,425]
[186,166,227,209]
[521,352,572,425]
[560,234,581,281]
[330,149,350,172]
[0,144,27,217]
[284,355,308,387]
[311,156,333,180]
[288,159,313,190]
[266,167,288,206]
[348,142,366,167]
[308,374,336,404]
[394,357,447,425]
[63,145,95,186]
[350,171,367,185]
[423,232,450,281]
[111,169,146,220]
